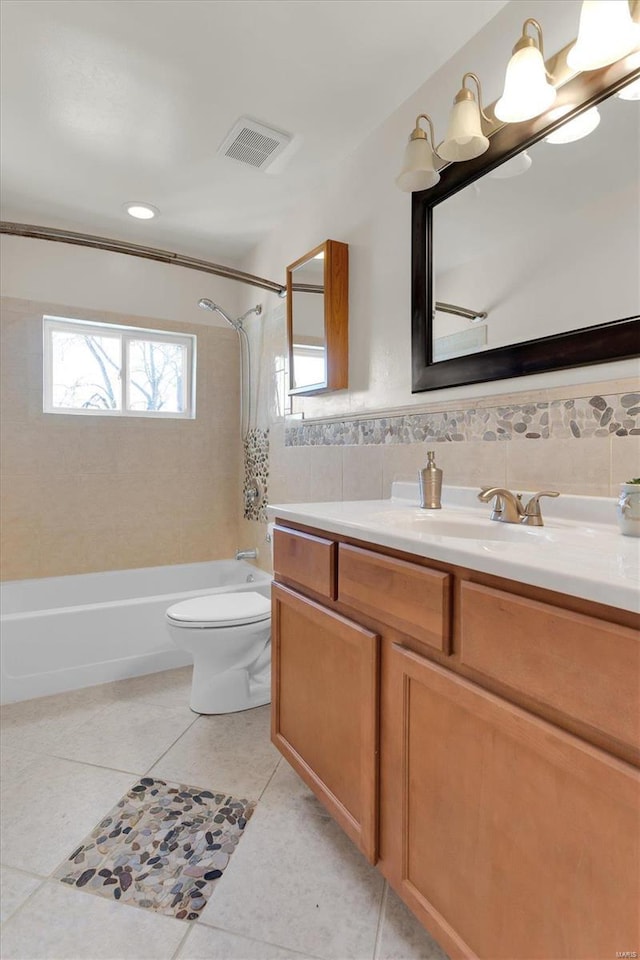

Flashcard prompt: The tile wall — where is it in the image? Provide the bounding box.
[0,297,242,580]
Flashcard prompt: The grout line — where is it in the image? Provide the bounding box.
[141,713,201,778]
[257,756,282,801]
[372,881,388,960]
[0,874,49,927]
[170,919,197,960]
[38,752,156,779]
[192,919,325,959]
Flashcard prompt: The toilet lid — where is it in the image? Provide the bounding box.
[166,591,271,627]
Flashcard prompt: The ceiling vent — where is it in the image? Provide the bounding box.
[218,117,293,171]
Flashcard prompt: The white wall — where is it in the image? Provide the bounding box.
[238,0,639,419]
[0,235,244,327]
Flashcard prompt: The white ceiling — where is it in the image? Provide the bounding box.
[0,0,507,264]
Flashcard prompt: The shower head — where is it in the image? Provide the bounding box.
[197,298,239,329]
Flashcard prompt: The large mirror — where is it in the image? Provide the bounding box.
[412,57,640,392]
[287,240,348,395]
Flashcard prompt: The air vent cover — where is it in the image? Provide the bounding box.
[218,117,292,171]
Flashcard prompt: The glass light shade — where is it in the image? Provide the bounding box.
[439,98,490,162]
[395,137,440,192]
[567,1,640,71]
[619,77,640,100]
[495,45,557,122]
[545,106,601,144]
[489,150,533,179]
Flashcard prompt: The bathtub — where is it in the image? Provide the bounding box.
[0,560,272,704]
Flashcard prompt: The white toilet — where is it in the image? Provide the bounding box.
[165,589,272,715]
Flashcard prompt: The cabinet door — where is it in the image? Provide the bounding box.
[272,583,379,862]
[391,644,640,960]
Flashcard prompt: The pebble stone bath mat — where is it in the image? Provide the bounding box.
[53,777,255,920]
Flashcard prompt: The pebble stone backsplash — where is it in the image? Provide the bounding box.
[244,428,269,522]
[285,393,640,446]
[54,777,255,921]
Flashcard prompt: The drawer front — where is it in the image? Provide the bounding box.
[273,526,337,600]
[338,544,452,653]
[460,581,640,752]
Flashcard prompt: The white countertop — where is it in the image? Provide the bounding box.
[268,483,640,614]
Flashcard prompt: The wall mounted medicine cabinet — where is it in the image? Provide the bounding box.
[287,239,348,396]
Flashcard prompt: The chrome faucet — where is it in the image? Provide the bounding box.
[478,487,559,526]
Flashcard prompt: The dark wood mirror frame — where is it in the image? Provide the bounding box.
[287,239,349,396]
[411,56,640,393]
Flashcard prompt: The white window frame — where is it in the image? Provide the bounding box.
[43,316,196,419]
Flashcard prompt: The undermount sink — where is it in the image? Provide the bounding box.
[362,508,555,542]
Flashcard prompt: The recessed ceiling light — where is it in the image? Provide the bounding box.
[124,202,159,220]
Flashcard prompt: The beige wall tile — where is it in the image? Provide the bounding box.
[1,297,241,579]
[342,445,384,501]
[611,435,640,493]
[506,437,611,496]
[382,443,426,497]
[305,445,343,502]
[433,440,507,490]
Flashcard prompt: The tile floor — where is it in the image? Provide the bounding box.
[0,667,449,960]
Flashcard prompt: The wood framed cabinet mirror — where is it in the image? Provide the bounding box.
[287,240,348,396]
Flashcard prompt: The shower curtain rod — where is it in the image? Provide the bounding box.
[435,301,488,322]
[0,221,287,297]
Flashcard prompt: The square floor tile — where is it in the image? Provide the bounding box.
[200,763,384,960]
[43,699,197,774]
[378,887,449,960]
[0,865,42,924]
[0,753,137,875]
[0,685,114,758]
[53,777,255,921]
[149,705,280,799]
[177,924,315,959]
[0,880,186,960]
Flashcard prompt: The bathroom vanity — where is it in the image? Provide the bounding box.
[268,486,640,960]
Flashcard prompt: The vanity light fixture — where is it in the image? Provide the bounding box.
[544,106,601,144]
[567,1,640,71]
[618,76,640,99]
[396,114,440,192]
[495,19,557,123]
[439,73,490,162]
[124,202,159,220]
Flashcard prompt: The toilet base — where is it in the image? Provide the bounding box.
[189,661,271,715]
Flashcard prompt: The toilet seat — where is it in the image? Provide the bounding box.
[166,591,271,629]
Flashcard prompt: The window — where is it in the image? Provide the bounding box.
[43,317,196,418]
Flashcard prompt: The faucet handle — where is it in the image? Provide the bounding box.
[522,490,560,526]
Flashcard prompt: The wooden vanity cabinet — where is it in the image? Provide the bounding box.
[271,523,640,960]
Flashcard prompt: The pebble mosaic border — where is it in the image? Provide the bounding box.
[285,393,640,447]
[54,777,255,921]
[244,428,269,522]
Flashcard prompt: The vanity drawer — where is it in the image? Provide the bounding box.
[273,526,337,600]
[460,581,640,752]
[338,544,452,653]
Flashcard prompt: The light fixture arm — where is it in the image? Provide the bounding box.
[515,18,554,80]
[410,113,438,149]
[459,72,491,123]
